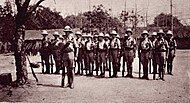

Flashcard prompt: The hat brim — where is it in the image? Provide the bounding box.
[64,30,73,33]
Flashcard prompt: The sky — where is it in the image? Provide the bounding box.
[1,0,190,25]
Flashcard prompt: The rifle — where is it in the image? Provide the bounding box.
[138,51,141,78]
[108,50,112,77]
[50,54,54,74]
[122,50,125,77]
[26,55,38,82]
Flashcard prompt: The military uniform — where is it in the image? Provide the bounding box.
[97,33,108,77]
[104,34,110,71]
[138,30,152,80]
[40,30,51,74]
[61,26,78,89]
[166,30,177,75]
[110,30,121,77]
[155,30,169,81]
[123,29,136,78]
[51,32,62,74]
[85,34,94,76]
[151,32,158,80]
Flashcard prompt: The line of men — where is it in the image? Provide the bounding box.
[40,26,177,88]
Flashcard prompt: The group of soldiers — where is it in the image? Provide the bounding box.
[39,26,177,89]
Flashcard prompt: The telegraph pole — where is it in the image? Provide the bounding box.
[170,0,174,32]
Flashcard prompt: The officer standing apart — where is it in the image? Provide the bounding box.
[40,30,51,74]
[122,28,136,78]
[138,30,152,80]
[155,29,169,81]
[110,30,121,78]
[166,30,177,75]
[61,26,78,89]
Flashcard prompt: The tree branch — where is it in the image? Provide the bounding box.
[30,0,45,13]
[15,0,21,9]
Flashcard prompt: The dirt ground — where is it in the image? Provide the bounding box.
[0,50,189,103]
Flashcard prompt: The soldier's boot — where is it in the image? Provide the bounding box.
[126,66,130,77]
[122,61,125,77]
[75,63,80,75]
[41,61,45,74]
[81,62,83,75]
[170,63,173,75]
[167,63,170,74]
[130,66,133,78]
[96,63,99,76]
[161,67,165,81]
[45,63,50,74]
[109,61,112,77]
[61,67,65,87]
[66,68,74,89]
[103,64,106,77]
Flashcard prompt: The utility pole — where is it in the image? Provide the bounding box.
[134,0,137,35]
[170,0,174,32]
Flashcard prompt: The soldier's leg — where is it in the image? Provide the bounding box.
[67,59,74,88]
[61,65,65,87]
[44,56,50,74]
[41,56,45,73]
[128,61,133,77]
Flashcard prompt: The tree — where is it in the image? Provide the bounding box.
[26,5,66,30]
[14,0,45,85]
[151,13,183,28]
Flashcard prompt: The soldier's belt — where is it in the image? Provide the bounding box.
[124,47,134,50]
[110,48,119,50]
[156,50,167,52]
[98,49,106,52]
[86,50,93,53]
[141,50,150,52]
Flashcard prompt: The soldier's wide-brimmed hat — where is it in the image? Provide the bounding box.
[157,29,165,35]
[75,31,82,35]
[86,34,92,38]
[116,34,120,38]
[99,32,104,37]
[64,26,73,33]
[104,34,110,37]
[141,30,149,36]
[94,34,99,38]
[166,30,173,35]
[152,32,157,36]
[126,28,132,33]
[41,30,48,35]
[53,31,59,36]
[110,30,117,35]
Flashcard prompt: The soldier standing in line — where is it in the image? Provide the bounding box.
[155,29,169,81]
[75,31,83,75]
[109,30,121,78]
[116,34,122,72]
[166,30,177,75]
[61,26,78,89]
[93,33,99,76]
[104,33,110,71]
[122,28,136,78]
[85,33,94,76]
[138,30,152,80]
[51,31,61,74]
[97,32,108,77]
[40,30,51,74]
[150,32,158,80]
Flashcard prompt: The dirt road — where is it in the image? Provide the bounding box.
[0,50,189,102]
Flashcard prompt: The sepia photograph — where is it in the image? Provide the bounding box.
[0,0,189,102]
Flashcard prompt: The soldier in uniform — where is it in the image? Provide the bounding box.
[150,32,158,80]
[138,30,152,80]
[85,33,94,76]
[40,30,51,74]
[155,29,169,81]
[93,33,99,76]
[51,31,61,74]
[109,30,121,78]
[104,33,110,71]
[122,28,136,78]
[61,26,78,89]
[75,31,83,75]
[97,32,108,77]
[166,30,177,75]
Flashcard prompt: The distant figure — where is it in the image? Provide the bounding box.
[166,30,177,75]
[40,30,51,74]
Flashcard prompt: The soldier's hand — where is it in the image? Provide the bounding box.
[74,57,77,61]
